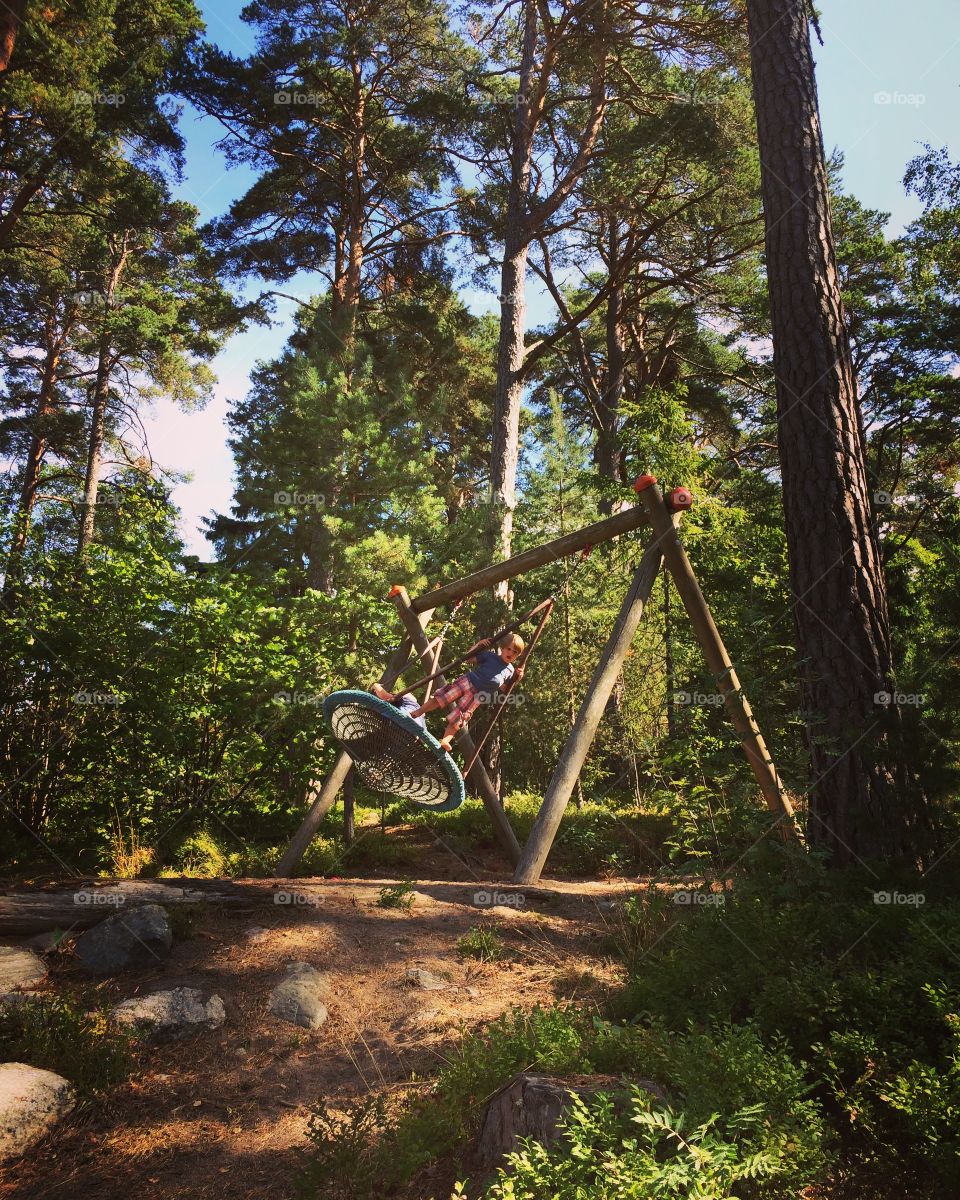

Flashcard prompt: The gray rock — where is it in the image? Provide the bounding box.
[403,967,447,991]
[74,904,172,974]
[267,962,331,1030]
[0,947,46,994]
[111,987,226,1042]
[0,1063,75,1162]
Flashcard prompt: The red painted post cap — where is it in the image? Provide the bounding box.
[388,584,404,597]
[633,474,658,492]
[667,486,693,512]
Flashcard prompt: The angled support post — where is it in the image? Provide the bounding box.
[275,626,430,877]
[635,477,796,834]
[390,586,522,866]
[514,524,672,884]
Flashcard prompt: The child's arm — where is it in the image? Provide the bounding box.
[463,638,493,663]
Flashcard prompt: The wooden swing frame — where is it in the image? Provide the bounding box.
[276,477,797,883]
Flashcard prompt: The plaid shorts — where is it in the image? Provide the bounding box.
[433,674,482,728]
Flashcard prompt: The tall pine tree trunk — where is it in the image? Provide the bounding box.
[489,0,538,597]
[77,332,112,556]
[78,240,128,556]
[5,330,62,593]
[597,221,626,515]
[746,0,927,863]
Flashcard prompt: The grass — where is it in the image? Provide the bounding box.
[0,993,137,1102]
[457,926,507,962]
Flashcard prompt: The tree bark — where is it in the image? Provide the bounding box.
[489,0,539,598]
[597,221,626,514]
[746,0,928,863]
[78,239,129,556]
[5,330,62,593]
[0,0,26,73]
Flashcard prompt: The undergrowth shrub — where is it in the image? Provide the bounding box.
[0,994,136,1100]
[299,1005,824,1199]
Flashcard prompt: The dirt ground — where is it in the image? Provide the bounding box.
[1,874,643,1200]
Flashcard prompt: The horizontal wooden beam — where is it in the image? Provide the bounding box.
[409,502,651,614]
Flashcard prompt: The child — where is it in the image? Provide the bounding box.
[373,632,525,752]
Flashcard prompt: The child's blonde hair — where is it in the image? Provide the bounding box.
[500,632,525,654]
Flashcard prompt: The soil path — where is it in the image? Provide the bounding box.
[1,876,641,1200]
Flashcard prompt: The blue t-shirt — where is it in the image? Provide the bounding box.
[467,649,515,693]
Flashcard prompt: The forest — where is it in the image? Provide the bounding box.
[1,0,959,1197]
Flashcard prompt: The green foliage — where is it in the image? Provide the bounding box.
[377,880,416,910]
[301,1004,824,1199]
[0,994,136,1101]
[476,1092,796,1200]
[457,926,506,962]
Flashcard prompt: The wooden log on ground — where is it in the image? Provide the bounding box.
[0,878,299,935]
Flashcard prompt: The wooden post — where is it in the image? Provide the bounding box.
[343,767,355,846]
[390,586,523,865]
[408,502,651,614]
[635,479,795,830]
[514,529,671,884]
[275,627,430,877]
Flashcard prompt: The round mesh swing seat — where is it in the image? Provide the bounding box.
[322,690,466,812]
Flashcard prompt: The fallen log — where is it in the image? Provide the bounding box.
[0,878,306,935]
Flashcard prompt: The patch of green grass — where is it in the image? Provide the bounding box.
[457,926,506,962]
[377,881,416,910]
[0,993,137,1101]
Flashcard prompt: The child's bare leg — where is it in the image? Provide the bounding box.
[371,683,394,701]
[438,718,460,752]
[409,695,442,720]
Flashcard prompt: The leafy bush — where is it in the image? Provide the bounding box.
[0,994,136,1100]
[377,881,416,910]
[300,1005,824,1199]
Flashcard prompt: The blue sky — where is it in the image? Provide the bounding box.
[145,0,960,555]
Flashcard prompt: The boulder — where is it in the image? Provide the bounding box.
[402,967,446,991]
[74,904,172,974]
[111,987,226,1042]
[0,947,46,995]
[267,962,331,1030]
[0,1063,75,1162]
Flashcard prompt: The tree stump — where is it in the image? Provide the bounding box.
[476,1072,664,1169]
